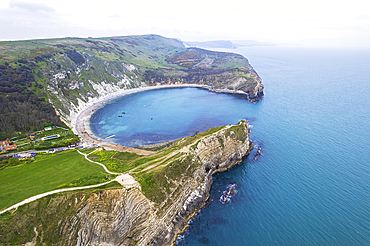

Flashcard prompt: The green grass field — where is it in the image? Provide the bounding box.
[0,150,115,211]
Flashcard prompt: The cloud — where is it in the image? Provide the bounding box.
[0,1,63,40]
[356,14,370,20]
[0,0,369,47]
[9,0,55,14]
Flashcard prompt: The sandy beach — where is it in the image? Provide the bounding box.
[73,84,207,155]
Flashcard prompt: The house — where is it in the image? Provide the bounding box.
[0,139,11,152]
[0,139,10,146]
[5,145,17,151]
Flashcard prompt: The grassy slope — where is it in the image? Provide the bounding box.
[88,150,142,173]
[0,35,252,73]
[133,125,228,203]
[0,35,186,69]
[0,150,115,210]
[97,35,185,67]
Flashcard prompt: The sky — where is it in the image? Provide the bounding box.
[0,0,369,48]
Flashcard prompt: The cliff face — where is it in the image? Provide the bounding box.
[59,121,251,245]
[59,189,152,246]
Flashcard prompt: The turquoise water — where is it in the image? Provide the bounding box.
[90,87,256,147]
[90,47,370,245]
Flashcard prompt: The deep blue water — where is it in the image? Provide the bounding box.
[90,47,370,245]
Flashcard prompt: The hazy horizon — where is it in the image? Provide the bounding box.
[0,0,369,48]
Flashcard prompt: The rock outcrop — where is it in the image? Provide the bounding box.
[59,121,252,245]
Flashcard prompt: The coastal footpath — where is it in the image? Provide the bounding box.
[0,121,252,245]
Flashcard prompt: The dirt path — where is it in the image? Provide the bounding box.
[0,150,140,215]
[0,180,113,215]
[78,149,140,189]
[132,149,182,173]
[114,174,140,190]
[77,149,120,175]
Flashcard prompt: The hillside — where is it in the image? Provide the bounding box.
[0,34,263,138]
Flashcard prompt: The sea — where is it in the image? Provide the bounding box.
[90,46,370,245]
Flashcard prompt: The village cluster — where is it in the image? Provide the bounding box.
[0,126,83,159]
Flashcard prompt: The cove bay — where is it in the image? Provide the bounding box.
[91,46,370,245]
[89,87,256,147]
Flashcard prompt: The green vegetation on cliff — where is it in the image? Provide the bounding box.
[137,154,201,203]
[134,122,247,205]
[0,63,64,139]
[88,149,142,173]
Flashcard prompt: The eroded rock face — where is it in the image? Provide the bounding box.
[61,121,252,246]
[59,189,152,246]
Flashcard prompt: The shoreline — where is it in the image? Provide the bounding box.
[72,84,252,155]
[73,84,205,155]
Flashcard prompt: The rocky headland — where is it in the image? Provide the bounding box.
[61,121,252,245]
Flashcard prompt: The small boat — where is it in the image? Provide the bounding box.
[122,112,125,114]
[118,115,122,117]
